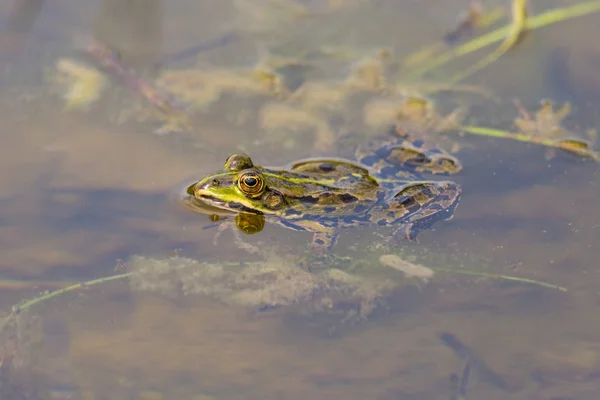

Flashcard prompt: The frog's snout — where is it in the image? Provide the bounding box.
[193,177,219,194]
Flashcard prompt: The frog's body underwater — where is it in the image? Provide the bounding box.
[186,135,462,254]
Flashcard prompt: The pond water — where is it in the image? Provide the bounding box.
[0,0,599,399]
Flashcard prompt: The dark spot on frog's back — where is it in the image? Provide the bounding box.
[299,195,320,204]
[316,193,357,205]
[318,163,336,173]
[323,206,337,213]
[399,197,419,210]
[339,193,357,203]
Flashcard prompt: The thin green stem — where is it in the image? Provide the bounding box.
[406,0,600,79]
[0,272,133,334]
[435,267,567,292]
[460,125,600,161]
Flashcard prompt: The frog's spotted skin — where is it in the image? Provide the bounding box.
[188,136,461,254]
[356,137,462,181]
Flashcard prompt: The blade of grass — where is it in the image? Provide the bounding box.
[459,125,600,162]
[449,0,528,83]
[0,272,132,334]
[435,267,567,292]
[0,257,568,338]
[404,3,505,70]
[406,0,600,80]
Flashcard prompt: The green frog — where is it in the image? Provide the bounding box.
[185,135,462,254]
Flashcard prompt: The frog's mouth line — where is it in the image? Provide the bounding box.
[196,194,261,214]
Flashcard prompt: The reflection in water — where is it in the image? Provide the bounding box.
[547,45,600,119]
[439,331,517,393]
[234,213,266,234]
[450,356,471,400]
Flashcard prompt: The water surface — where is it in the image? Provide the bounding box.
[0,0,599,399]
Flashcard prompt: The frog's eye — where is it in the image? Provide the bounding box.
[238,172,265,198]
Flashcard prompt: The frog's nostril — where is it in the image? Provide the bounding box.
[195,181,211,192]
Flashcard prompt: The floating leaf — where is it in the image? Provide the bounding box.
[555,138,600,161]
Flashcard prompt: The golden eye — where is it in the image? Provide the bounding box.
[238,172,265,198]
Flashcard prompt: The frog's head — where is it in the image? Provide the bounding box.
[190,153,287,214]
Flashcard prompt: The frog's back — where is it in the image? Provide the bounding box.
[356,136,462,184]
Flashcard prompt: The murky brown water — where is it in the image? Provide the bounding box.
[0,0,599,399]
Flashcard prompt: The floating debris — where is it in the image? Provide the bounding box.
[54,58,107,110]
[361,96,467,155]
[85,41,192,133]
[513,98,571,138]
[394,96,465,138]
[155,64,287,110]
[288,80,348,112]
[127,255,396,321]
[345,49,393,93]
[259,102,337,150]
[510,99,598,161]
[379,254,434,281]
